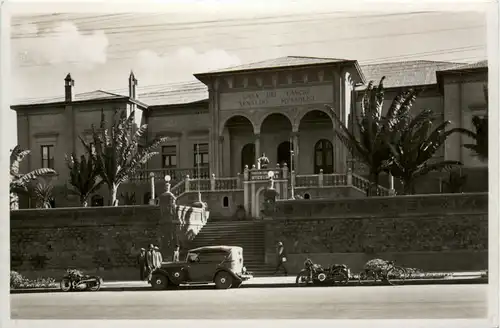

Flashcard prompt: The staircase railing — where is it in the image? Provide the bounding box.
[170,175,244,199]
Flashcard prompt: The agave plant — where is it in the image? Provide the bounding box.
[10,145,56,210]
[385,108,462,194]
[28,178,54,209]
[65,151,103,207]
[83,109,168,206]
[326,77,418,196]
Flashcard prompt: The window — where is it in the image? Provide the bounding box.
[223,196,229,208]
[193,143,209,167]
[40,145,55,169]
[162,146,177,168]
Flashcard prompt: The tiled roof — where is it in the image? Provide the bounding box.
[137,80,208,106]
[198,56,350,75]
[14,90,126,106]
[358,60,461,90]
[438,60,488,72]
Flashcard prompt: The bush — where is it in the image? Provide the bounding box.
[363,258,390,271]
[10,270,57,289]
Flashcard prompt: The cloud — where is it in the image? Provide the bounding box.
[135,47,241,83]
[12,21,109,69]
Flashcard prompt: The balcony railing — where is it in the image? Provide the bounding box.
[131,167,210,183]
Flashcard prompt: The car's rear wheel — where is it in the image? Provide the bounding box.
[214,272,233,289]
[151,274,168,290]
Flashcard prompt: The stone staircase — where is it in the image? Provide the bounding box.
[187,218,276,277]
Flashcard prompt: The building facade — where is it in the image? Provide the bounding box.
[12,56,488,208]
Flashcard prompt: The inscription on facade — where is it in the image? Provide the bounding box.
[220,85,333,110]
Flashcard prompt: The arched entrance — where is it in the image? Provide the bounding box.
[91,194,104,207]
[314,139,334,174]
[222,115,255,176]
[260,113,293,167]
[241,143,255,172]
[277,141,293,169]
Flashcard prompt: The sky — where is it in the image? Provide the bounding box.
[7,5,488,148]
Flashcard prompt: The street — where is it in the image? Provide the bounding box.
[11,284,487,319]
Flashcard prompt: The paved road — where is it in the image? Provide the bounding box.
[11,284,487,319]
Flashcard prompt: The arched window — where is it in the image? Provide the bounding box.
[222,196,229,208]
[241,143,256,172]
[304,193,311,200]
[314,139,334,174]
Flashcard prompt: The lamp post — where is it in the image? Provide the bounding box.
[164,174,171,193]
[149,172,155,205]
[196,144,202,203]
[290,149,295,200]
[268,170,275,189]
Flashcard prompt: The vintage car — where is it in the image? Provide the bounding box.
[150,245,253,290]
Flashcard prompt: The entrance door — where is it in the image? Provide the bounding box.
[241,143,255,172]
[277,141,292,168]
[314,139,334,174]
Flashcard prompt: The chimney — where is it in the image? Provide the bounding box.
[128,71,138,99]
[64,73,74,102]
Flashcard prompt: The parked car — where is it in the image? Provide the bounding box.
[150,245,253,290]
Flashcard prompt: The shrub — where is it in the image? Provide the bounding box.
[10,270,57,289]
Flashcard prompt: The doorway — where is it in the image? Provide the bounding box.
[314,139,334,174]
[241,143,256,172]
[277,141,293,169]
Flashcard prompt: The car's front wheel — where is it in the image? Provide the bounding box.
[214,271,233,289]
[151,274,168,290]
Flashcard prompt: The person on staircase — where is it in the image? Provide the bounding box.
[274,241,288,276]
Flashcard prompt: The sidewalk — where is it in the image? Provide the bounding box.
[10,271,488,294]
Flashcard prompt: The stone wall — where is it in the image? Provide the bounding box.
[11,199,209,281]
[265,193,488,273]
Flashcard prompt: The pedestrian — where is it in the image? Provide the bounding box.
[145,244,155,283]
[137,248,146,281]
[274,241,288,276]
[153,245,163,269]
[173,244,180,262]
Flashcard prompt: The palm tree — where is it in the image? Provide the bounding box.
[28,178,54,209]
[10,145,56,210]
[326,77,418,196]
[84,109,168,206]
[453,85,488,162]
[385,108,462,194]
[65,151,103,207]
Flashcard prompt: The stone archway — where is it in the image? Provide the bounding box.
[259,113,293,167]
[220,115,255,176]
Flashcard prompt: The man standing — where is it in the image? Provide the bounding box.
[173,244,180,262]
[145,244,155,283]
[137,248,146,281]
[153,245,163,269]
[274,241,288,276]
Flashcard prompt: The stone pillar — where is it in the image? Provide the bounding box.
[388,174,396,196]
[149,172,156,205]
[319,169,324,187]
[346,168,353,186]
[184,175,190,192]
[210,173,216,191]
[254,133,261,167]
[218,135,224,177]
[243,166,250,215]
[292,132,299,172]
[158,180,178,252]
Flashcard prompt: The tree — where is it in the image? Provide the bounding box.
[10,145,56,210]
[453,85,488,162]
[385,108,462,194]
[28,178,54,209]
[326,77,418,196]
[83,109,168,206]
[65,151,103,207]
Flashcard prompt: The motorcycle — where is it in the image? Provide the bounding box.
[296,258,350,286]
[60,269,103,292]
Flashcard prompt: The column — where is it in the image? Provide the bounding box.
[291,132,299,173]
[254,133,261,166]
[218,135,224,176]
